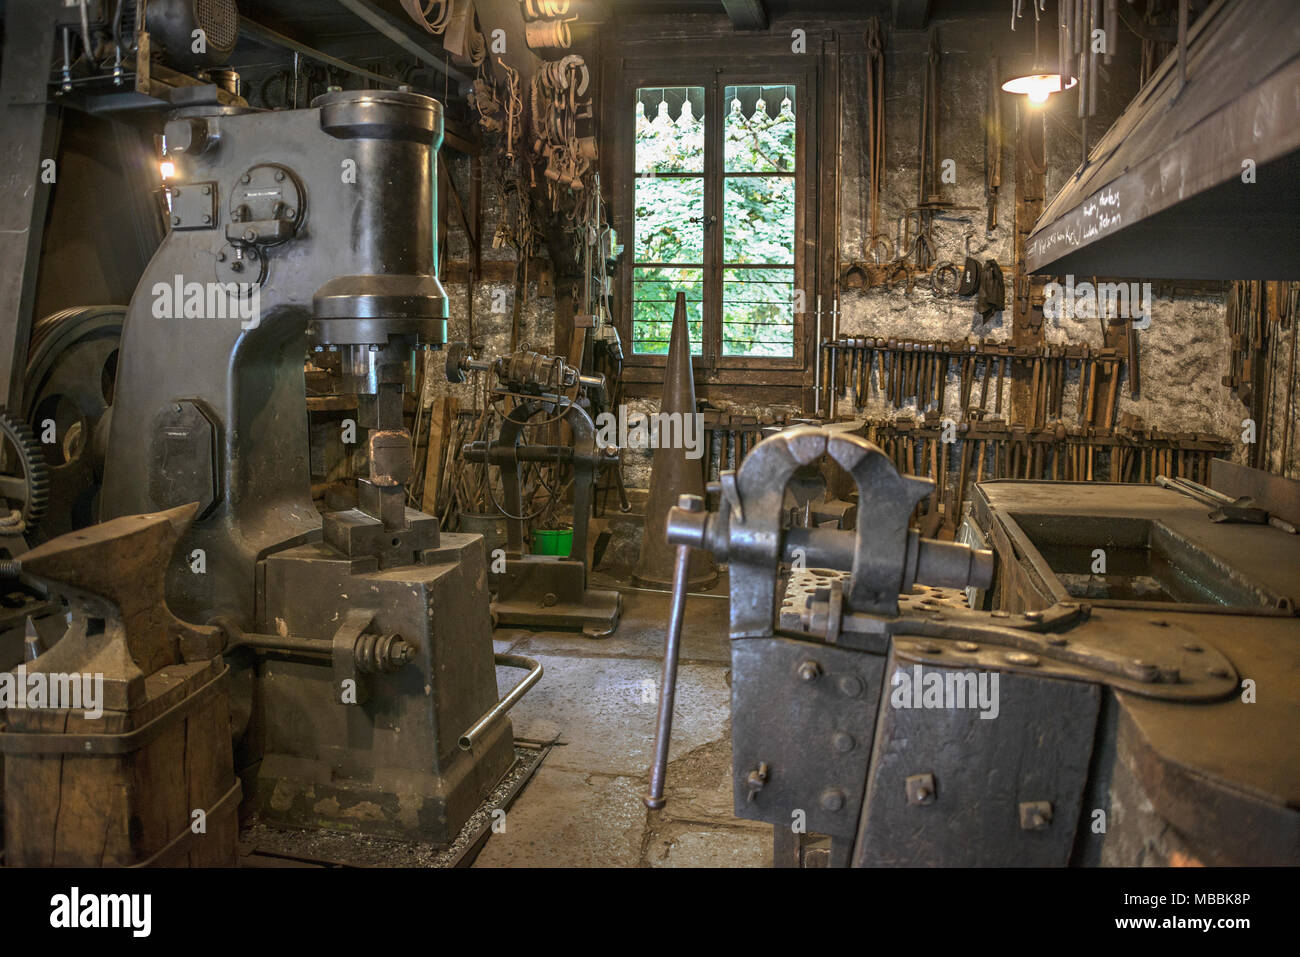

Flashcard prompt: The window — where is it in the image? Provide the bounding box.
[633,87,705,355]
[631,83,798,360]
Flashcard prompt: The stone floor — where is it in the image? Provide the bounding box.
[473,573,774,868]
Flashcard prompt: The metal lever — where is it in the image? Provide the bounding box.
[645,493,702,809]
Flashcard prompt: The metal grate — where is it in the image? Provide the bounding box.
[196,0,239,53]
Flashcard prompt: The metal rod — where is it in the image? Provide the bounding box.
[814,294,823,416]
[645,529,694,809]
[1177,0,1188,93]
[240,19,406,89]
[459,653,543,751]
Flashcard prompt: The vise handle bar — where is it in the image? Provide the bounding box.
[645,494,703,810]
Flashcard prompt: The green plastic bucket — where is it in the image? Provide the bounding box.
[531,527,573,556]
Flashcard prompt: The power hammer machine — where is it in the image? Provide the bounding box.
[93,89,535,844]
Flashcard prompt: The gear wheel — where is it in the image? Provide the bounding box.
[0,410,49,533]
[22,305,125,544]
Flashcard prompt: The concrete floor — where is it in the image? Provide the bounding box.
[474,575,774,868]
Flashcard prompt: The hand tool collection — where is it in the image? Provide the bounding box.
[819,335,1127,429]
[700,411,773,483]
[1224,279,1299,473]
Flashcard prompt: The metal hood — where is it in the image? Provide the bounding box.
[1026,0,1300,280]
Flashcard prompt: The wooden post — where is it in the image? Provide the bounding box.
[421,396,460,515]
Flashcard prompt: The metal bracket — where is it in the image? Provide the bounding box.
[168,182,218,230]
[331,607,376,704]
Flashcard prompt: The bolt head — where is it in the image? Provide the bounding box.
[677,493,704,512]
[797,660,822,682]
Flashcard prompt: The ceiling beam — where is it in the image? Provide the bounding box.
[330,0,471,85]
[721,0,768,31]
[891,0,932,30]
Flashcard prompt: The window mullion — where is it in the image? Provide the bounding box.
[705,71,724,366]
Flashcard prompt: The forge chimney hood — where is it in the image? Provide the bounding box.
[1026,0,1300,281]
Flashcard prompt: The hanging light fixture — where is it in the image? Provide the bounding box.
[1002,69,1075,103]
[1000,4,1075,104]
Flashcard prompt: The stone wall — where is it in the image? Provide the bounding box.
[835,18,1248,455]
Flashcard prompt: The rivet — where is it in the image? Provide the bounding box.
[832,732,855,753]
[837,674,863,697]
[992,610,1010,618]
[798,660,822,682]
[955,641,980,652]
[1005,652,1040,666]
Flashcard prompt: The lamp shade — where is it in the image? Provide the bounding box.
[1000,50,1076,103]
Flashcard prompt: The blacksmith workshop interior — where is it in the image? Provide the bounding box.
[0,0,1294,872]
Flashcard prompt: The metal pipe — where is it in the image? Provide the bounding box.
[813,294,823,416]
[459,653,543,751]
[644,525,694,809]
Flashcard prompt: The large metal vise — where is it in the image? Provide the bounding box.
[646,426,1243,867]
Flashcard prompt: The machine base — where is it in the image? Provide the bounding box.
[492,556,622,637]
[250,532,515,845]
